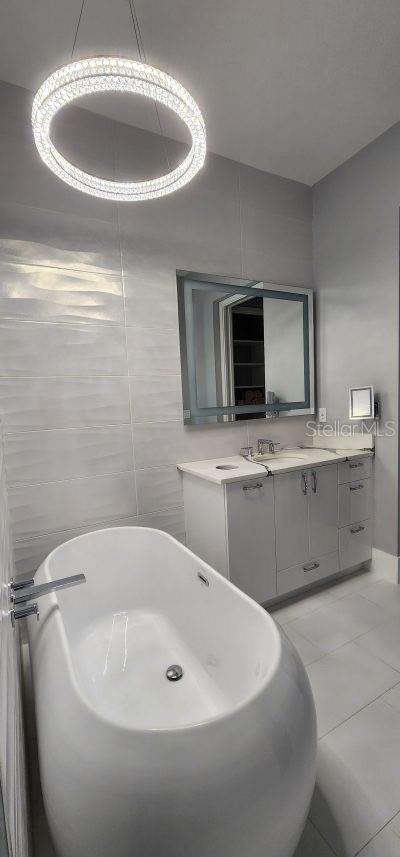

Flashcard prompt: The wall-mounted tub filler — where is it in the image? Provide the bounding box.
[27,526,316,857]
[9,573,86,626]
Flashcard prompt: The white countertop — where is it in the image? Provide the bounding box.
[177,446,373,485]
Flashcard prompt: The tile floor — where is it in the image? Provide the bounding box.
[270,569,400,856]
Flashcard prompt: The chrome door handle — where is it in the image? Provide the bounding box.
[242,482,263,492]
[311,470,317,493]
[350,525,365,534]
[349,484,363,492]
[301,472,308,495]
[349,462,363,469]
[303,561,320,572]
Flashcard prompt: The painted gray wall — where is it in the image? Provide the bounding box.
[0,80,313,575]
[313,122,400,556]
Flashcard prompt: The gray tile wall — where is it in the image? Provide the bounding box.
[0,80,313,575]
[0,421,30,856]
[313,121,400,557]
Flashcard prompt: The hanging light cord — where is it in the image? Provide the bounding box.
[127,0,146,63]
[71,0,85,59]
[127,0,171,170]
[68,0,171,172]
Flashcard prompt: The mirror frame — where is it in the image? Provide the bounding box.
[177,270,315,425]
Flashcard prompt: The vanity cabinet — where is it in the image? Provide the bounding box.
[181,453,373,606]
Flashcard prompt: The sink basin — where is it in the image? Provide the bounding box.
[252,451,307,463]
[215,464,239,471]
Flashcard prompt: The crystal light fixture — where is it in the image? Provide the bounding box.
[32,56,206,201]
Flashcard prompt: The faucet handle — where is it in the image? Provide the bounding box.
[240,446,254,458]
[11,601,39,628]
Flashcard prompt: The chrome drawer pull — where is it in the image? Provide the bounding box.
[349,484,364,492]
[349,462,363,469]
[301,472,308,495]
[242,482,263,492]
[350,524,365,534]
[311,470,317,494]
[303,561,320,572]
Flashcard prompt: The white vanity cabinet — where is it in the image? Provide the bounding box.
[181,452,373,606]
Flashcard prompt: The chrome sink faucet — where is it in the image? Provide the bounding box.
[9,573,86,626]
[240,446,254,461]
[258,438,281,455]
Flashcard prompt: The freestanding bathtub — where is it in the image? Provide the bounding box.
[28,527,316,857]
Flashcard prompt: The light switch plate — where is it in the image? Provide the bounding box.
[318,407,327,423]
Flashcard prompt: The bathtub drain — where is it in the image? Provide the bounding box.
[166,664,184,682]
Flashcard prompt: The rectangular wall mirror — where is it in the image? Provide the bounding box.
[349,386,374,420]
[177,271,315,424]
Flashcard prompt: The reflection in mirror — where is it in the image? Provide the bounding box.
[177,272,314,425]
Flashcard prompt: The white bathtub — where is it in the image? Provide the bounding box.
[28,527,316,857]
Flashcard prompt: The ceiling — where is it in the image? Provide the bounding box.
[2,0,400,184]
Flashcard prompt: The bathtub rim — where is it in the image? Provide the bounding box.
[29,525,284,735]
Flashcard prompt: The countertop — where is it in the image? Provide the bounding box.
[177,446,373,485]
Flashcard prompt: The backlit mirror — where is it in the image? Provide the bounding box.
[177,271,314,424]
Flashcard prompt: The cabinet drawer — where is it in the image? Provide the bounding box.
[338,457,372,484]
[339,519,372,570]
[338,478,373,526]
[277,551,339,597]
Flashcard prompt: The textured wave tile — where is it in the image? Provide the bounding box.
[0,377,130,432]
[130,376,182,422]
[0,320,127,377]
[122,252,179,330]
[13,517,139,578]
[133,419,248,469]
[138,506,185,541]
[127,327,181,376]
[5,426,133,486]
[0,201,120,274]
[0,262,123,325]
[9,472,137,540]
[135,466,184,515]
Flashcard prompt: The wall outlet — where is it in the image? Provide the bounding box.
[318,407,327,423]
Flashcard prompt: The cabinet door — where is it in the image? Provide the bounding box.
[274,470,309,571]
[225,477,276,603]
[309,464,338,557]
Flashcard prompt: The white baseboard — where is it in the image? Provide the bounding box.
[371,547,400,583]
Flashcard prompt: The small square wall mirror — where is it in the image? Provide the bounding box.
[177,270,315,425]
[349,386,374,420]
